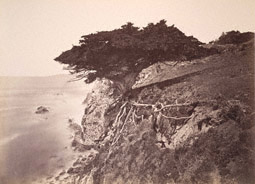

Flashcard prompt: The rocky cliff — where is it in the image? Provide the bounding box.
[48,37,254,184]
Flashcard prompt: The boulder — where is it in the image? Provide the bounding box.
[35,106,49,114]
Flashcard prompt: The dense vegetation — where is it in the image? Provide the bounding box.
[55,20,216,83]
[214,31,254,45]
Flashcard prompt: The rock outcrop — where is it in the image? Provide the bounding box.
[35,106,49,114]
[81,79,119,146]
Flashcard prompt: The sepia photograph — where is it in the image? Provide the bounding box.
[0,0,254,183]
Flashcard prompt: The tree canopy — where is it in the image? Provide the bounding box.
[55,20,216,83]
[214,31,254,45]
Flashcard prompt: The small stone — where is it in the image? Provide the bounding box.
[35,106,49,114]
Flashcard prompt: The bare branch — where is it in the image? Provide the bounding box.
[118,107,127,126]
[112,106,133,146]
[161,113,192,120]
[132,110,136,126]
[113,102,128,127]
[131,101,193,112]
[131,101,154,107]
[163,103,193,108]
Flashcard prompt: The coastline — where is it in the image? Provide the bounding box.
[45,39,255,183]
[0,77,91,184]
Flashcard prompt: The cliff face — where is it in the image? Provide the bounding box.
[50,39,254,184]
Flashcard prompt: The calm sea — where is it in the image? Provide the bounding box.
[0,76,90,184]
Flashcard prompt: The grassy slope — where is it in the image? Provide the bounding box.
[91,40,255,183]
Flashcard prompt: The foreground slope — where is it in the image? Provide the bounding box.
[47,37,255,184]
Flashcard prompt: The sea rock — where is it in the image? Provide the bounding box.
[35,106,49,114]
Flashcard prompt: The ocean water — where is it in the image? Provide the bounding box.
[0,76,91,184]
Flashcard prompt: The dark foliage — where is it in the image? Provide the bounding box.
[215,31,254,45]
[55,20,216,83]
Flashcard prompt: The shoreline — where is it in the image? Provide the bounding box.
[0,79,90,184]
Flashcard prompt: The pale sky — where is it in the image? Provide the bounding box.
[0,0,254,76]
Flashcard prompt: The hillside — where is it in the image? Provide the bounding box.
[45,33,255,184]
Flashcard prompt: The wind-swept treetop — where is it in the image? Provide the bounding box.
[55,20,216,83]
